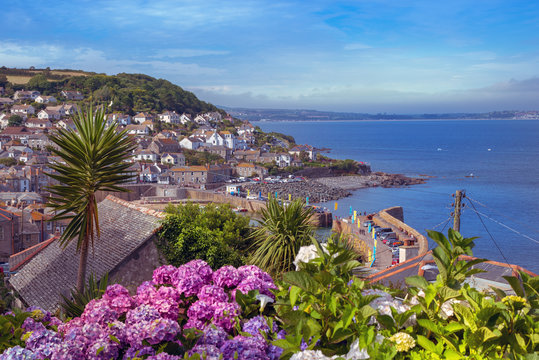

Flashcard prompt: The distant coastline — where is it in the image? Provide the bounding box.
[221,106,539,122]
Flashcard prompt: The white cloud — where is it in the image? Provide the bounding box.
[0,42,224,78]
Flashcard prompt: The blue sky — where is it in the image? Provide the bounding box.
[2,0,539,113]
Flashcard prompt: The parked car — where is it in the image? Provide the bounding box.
[380,232,397,241]
[363,220,374,227]
[388,239,404,247]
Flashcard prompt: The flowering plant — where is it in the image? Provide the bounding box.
[0,261,282,360]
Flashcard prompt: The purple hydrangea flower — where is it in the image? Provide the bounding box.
[236,276,276,299]
[220,335,268,360]
[242,316,273,337]
[237,265,273,283]
[22,317,46,333]
[85,335,119,360]
[81,298,119,325]
[185,259,213,283]
[189,344,222,360]
[187,300,216,323]
[103,284,135,315]
[198,285,229,303]
[153,265,180,285]
[212,265,241,288]
[0,346,37,360]
[24,328,62,359]
[177,275,205,298]
[198,326,229,347]
[212,302,241,332]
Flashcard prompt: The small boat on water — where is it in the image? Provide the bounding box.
[465,173,475,178]
[437,148,443,151]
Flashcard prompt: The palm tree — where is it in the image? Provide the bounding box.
[249,196,315,276]
[46,106,136,291]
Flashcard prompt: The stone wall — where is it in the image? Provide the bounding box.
[378,206,428,254]
[96,184,155,203]
[109,235,165,294]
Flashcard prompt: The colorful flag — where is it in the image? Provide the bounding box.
[334,202,338,211]
[289,194,291,201]
[306,197,309,206]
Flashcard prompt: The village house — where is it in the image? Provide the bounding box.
[148,138,181,154]
[179,113,192,124]
[9,196,164,312]
[132,149,159,163]
[0,207,21,262]
[25,118,52,129]
[206,130,224,147]
[203,111,222,122]
[13,90,40,101]
[2,127,31,144]
[160,152,186,166]
[37,109,62,121]
[235,162,268,178]
[289,144,319,161]
[10,105,35,117]
[220,131,237,149]
[125,124,150,136]
[35,95,57,104]
[179,136,204,150]
[204,145,231,161]
[139,164,164,183]
[56,119,76,131]
[132,112,154,124]
[106,113,131,127]
[0,98,15,106]
[234,149,261,163]
[237,121,255,135]
[158,111,180,124]
[169,164,232,189]
[60,90,84,100]
[26,133,51,151]
[193,114,209,126]
[0,113,9,129]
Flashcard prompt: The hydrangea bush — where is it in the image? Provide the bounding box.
[0,261,281,360]
[1,230,537,359]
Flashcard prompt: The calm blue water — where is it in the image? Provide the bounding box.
[256,120,539,273]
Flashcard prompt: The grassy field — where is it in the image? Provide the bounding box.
[6,75,33,84]
[6,70,88,85]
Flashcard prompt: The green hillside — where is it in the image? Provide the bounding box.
[0,68,222,116]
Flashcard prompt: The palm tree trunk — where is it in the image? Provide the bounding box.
[76,236,89,292]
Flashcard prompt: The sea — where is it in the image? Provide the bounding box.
[255,119,539,273]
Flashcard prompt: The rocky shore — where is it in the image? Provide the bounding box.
[242,173,426,203]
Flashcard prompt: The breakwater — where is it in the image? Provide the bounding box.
[332,206,427,269]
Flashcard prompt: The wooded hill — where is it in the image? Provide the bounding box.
[0,68,223,116]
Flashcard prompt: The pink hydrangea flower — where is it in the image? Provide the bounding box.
[212,266,241,288]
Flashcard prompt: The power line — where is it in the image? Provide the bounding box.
[466,198,512,266]
[466,200,539,246]
[466,195,539,235]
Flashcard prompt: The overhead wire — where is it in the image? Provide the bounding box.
[466,198,512,267]
[466,195,539,235]
[465,200,539,246]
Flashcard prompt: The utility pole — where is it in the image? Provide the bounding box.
[453,190,465,232]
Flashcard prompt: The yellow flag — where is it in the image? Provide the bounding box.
[247,189,250,196]
[353,210,357,222]
[289,194,291,201]
[334,202,338,210]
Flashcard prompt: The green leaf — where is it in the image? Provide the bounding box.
[417,335,438,353]
[328,295,337,316]
[405,275,429,290]
[290,286,301,307]
[417,319,440,334]
[282,271,317,293]
[502,275,524,297]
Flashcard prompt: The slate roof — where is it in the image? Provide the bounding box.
[9,196,163,312]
